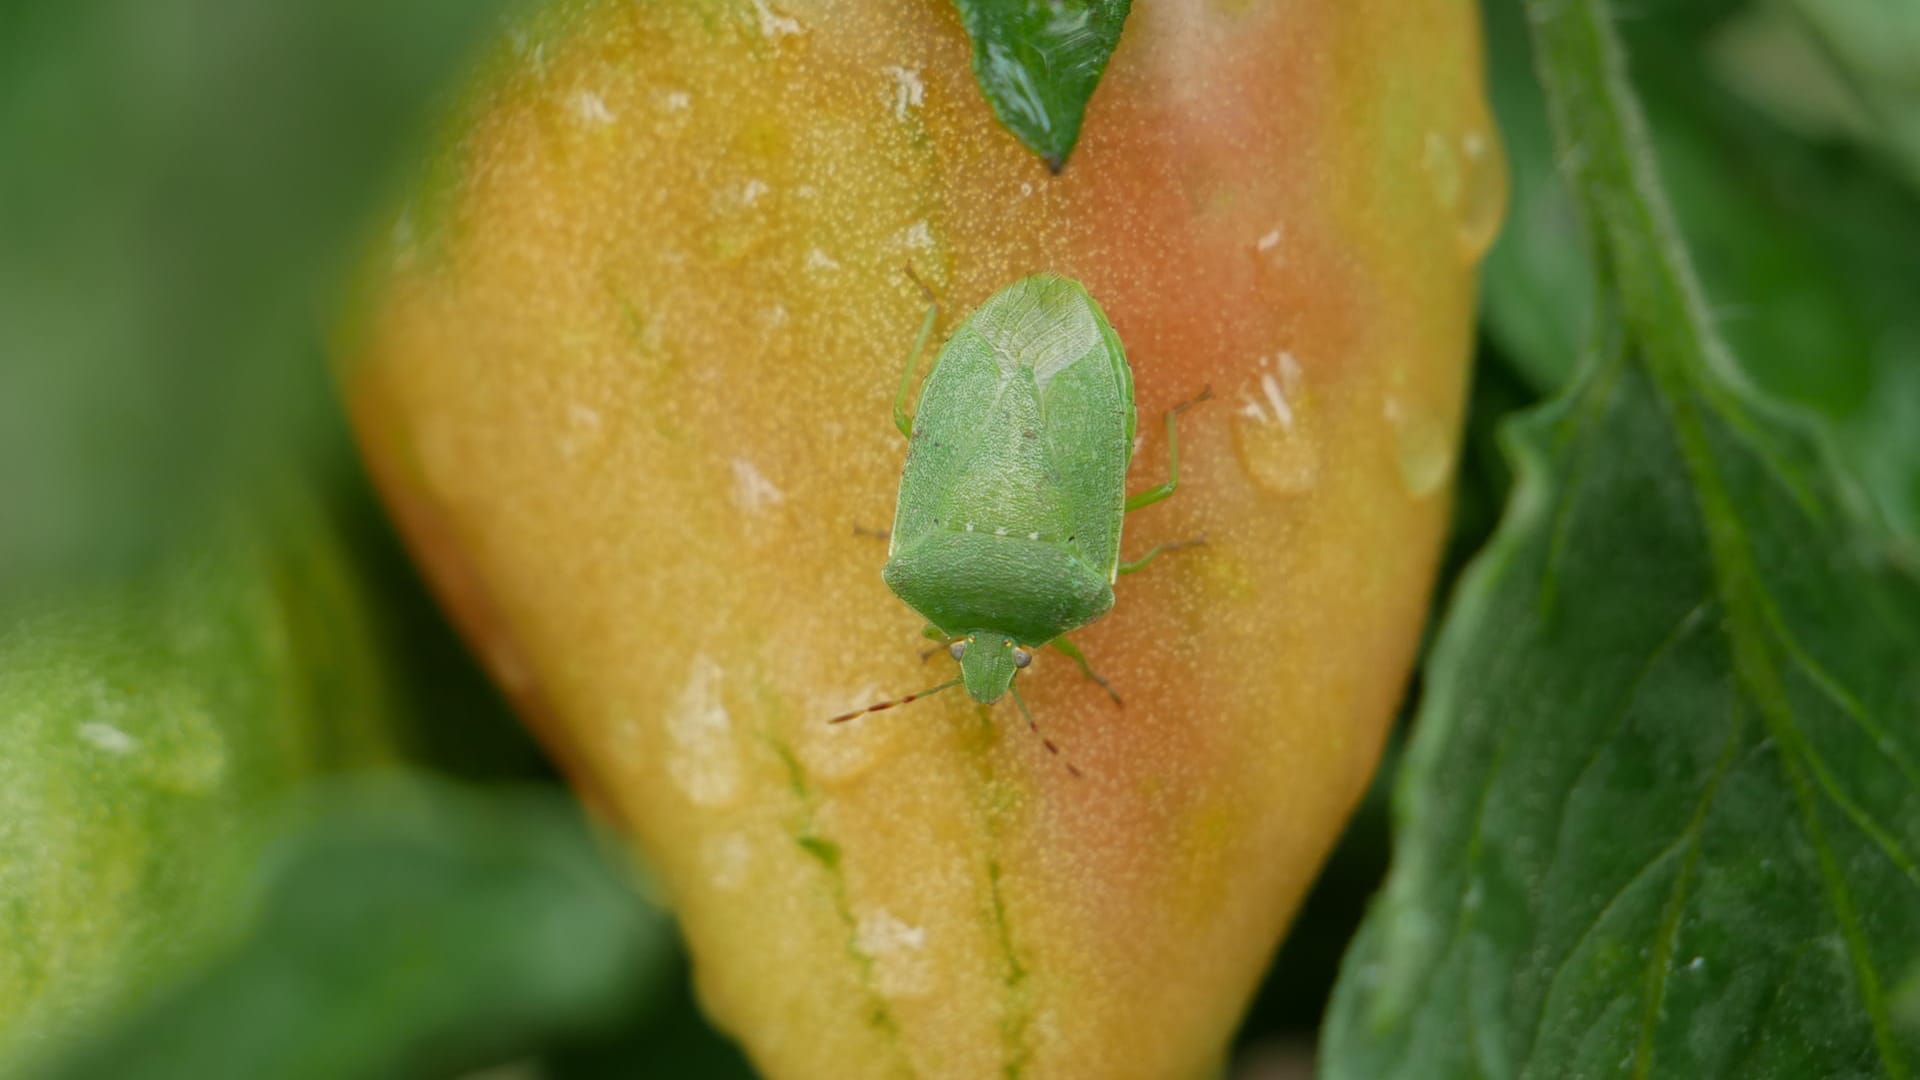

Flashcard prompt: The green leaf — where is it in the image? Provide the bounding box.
[22,777,668,1080]
[949,0,1130,171]
[1781,0,1920,195]
[1480,0,1920,540]
[1322,1,1920,1077]
[0,0,509,608]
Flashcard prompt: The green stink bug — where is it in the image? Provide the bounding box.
[832,274,1208,762]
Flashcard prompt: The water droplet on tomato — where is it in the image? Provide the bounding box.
[856,907,935,999]
[1384,393,1453,499]
[1424,126,1506,261]
[1421,130,1463,214]
[1455,126,1507,261]
[1229,351,1321,497]
[704,831,755,892]
[666,655,743,806]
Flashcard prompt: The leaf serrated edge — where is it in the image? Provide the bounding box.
[1331,1,1920,1075]
[1526,0,1914,1074]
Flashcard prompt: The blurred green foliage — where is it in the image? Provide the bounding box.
[0,0,511,608]
[23,778,670,1080]
[1777,0,1920,192]
[0,493,403,1074]
[1483,0,1920,542]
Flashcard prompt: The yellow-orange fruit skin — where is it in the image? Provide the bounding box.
[344,2,1503,1077]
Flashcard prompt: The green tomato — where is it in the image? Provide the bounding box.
[0,493,402,1071]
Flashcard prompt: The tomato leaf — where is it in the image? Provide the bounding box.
[1321,1,1920,1076]
[24,777,668,1080]
[1781,0,1920,195]
[949,0,1130,171]
[1480,1,1920,541]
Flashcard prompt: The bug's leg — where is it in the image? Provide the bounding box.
[852,524,891,541]
[1010,685,1083,779]
[1050,637,1123,706]
[1116,535,1207,576]
[891,270,941,439]
[917,623,960,661]
[1125,385,1214,512]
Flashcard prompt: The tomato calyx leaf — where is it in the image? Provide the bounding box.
[950,0,1131,172]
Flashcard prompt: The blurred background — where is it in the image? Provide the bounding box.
[3,0,1916,1076]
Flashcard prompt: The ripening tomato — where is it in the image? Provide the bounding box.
[342,1,1503,1076]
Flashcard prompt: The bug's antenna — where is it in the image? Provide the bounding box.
[828,677,963,724]
[1009,685,1083,779]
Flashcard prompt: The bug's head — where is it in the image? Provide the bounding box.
[951,633,1031,705]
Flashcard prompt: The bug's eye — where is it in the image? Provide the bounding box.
[950,641,967,660]
[1012,648,1032,669]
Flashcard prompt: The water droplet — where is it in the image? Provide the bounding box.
[1384,393,1454,499]
[1455,128,1507,261]
[1229,351,1321,497]
[570,90,616,126]
[704,832,755,892]
[388,211,418,271]
[1421,130,1463,214]
[749,0,804,38]
[730,458,786,513]
[857,907,934,999]
[882,65,925,121]
[78,721,137,755]
[1254,226,1284,264]
[898,220,934,251]
[666,656,741,806]
[559,401,605,461]
[804,247,842,273]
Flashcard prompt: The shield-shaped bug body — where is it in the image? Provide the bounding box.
[832,274,1208,760]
